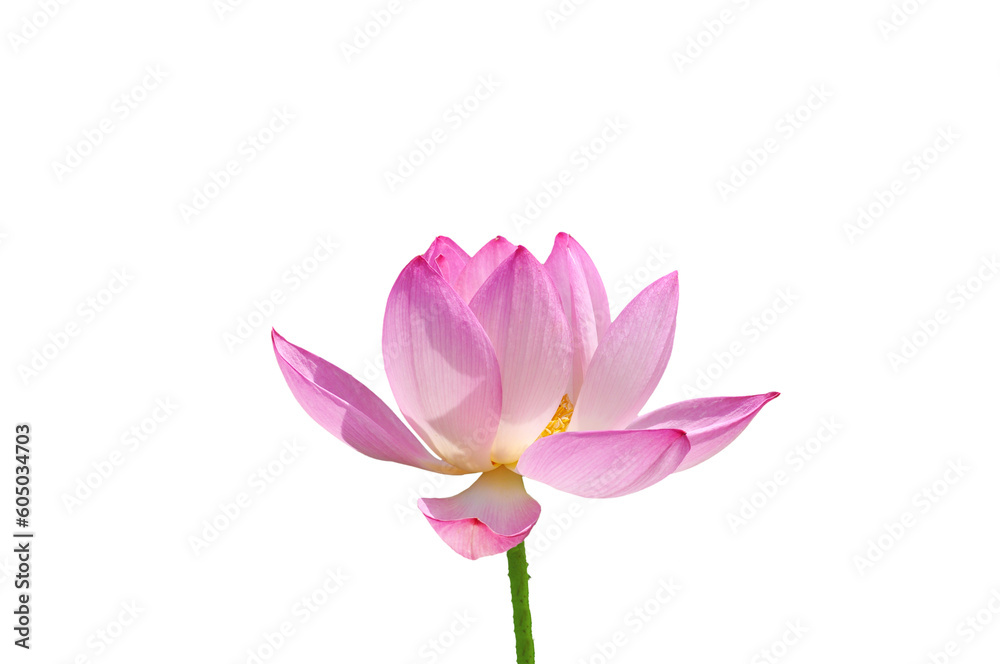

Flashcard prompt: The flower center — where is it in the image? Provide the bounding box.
[537,394,574,439]
[502,395,575,469]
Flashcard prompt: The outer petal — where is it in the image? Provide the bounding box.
[418,467,541,560]
[383,257,502,472]
[422,236,470,287]
[272,330,464,474]
[570,272,679,431]
[544,232,611,401]
[629,392,779,471]
[515,429,690,498]
[468,247,571,465]
[453,236,516,303]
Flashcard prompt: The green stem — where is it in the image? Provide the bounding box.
[506,542,535,663]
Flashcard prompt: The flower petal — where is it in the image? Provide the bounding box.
[272,330,464,474]
[570,272,679,431]
[468,247,572,465]
[418,467,541,560]
[544,233,611,400]
[629,392,779,471]
[422,236,470,286]
[383,257,502,472]
[515,429,690,498]
[453,236,516,302]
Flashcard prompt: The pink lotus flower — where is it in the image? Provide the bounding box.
[272,234,777,560]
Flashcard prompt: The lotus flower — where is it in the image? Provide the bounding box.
[272,234,778,560]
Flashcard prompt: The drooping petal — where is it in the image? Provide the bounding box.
[570,272,679,432]
[422,236,471,286]
[418,467,541,560]
[453,236,516,302]
[544,232,611,400]
[468,247,572,465]
[383,257,502,473]
[515,429,690,498]
[272,330,464,475]
[629,392,779,471]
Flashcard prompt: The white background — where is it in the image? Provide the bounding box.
[3,0,999,662]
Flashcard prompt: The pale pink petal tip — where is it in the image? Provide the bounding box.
[422,236,471,286]
[418,468,541,560]
[629,392,779,471]
[544,232,611,400]
[570,271,680,431]
[453,236,516,302]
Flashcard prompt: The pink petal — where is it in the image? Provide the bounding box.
[468,247,572,465]
[383,257,502,473]
[515,429,690,498]
[422,236,471,286]
[418,467,541,560]
[570,272,679,431]
[544,233,611,401]
[629,392,780,471]
[272,330,463,474]
[453,236,516,302]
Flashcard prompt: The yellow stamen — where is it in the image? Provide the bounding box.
[537,394,574,439]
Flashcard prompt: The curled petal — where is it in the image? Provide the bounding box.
[469,247,571,465]
[422,236,470,287]
[571,272,679,431]
[383,257,502,472]
[272,330,463,474]
[630,392,779,471]
[453,236,516,302]
[515,429,690,498]
[544,233,611,400]
[418,467,541,560]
